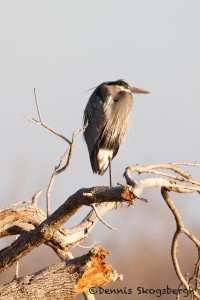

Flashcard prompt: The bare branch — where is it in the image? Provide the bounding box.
[46,128,83,216]
[161,188,200,299]
[0,198,117,261]
[0,203,46,238]
[0,185,135,273]
[1,162,200,272]
[1,161,200,299]
[189,251,200,291]
[171,162,200,167]
[124,164,200,197]
[23,114,41,124]
[34,88,42,121]
[54,128,82,175]
[14,235,19,280]
[91,204,118,231]
[83,290,96,300]
[25,90,86,217]
[46,172,56,217]
[24,89,72,145]
[126,162,200,181]
[76,240,99,249]
[0,200,32,212]
[32,189,43,205]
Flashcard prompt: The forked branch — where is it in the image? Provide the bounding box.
[161,188,200,299]
[0,185,135,273]
[24,89,84,216]
[24,88,71,144]
[1,160,200,300]
[124,162,200,299]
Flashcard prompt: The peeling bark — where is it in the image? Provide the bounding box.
[0,246,119,300]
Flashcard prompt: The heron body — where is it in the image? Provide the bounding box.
[83,79,150,180]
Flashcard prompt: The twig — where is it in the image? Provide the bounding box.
[83,290,96,300]
[171,162,200,167]
[77,241,99,249]
[76,232,101,249]
[127,162,200,182]
[189,251,200,292]
[141,169,200,186]
[32,189,43,205]
[91,204,118,231]
[46,172,56,217]
[14,235,19,280]
[24,89,71,145]
[46,149,69,217]
[25,89,85,217]
[176,283,183,300]
[46,129,83,216]
[55,148,69,170]
[34,88,42,121]
[54,129,81,175]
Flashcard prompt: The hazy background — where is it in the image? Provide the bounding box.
[0,1,200,299]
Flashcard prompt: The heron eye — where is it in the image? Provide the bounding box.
[114,91,126,102]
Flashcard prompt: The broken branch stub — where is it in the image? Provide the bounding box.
[0,246,120,300]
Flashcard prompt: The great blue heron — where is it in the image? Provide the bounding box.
[83,79,150,186]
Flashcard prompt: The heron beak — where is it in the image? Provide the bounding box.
[129,86,150,94]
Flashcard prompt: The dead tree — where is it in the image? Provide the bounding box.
[0,91,200,299]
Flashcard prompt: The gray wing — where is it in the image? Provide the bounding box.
[83,92,106,173]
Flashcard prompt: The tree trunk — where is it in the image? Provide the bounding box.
[0,246,119,300]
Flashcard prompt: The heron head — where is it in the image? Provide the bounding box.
[111,79,150,95]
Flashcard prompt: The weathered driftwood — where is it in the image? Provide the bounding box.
[0,246,119,300]
[1,162,200,299]
[0,186,135,273]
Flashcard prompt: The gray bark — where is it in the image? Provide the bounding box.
[0,247,119,300]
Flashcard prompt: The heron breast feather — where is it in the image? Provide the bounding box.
[97,149,113,171]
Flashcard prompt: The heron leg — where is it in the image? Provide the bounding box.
[109,158,112,187]
[109,158,118,209]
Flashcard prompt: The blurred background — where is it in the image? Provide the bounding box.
[0,1,200,299]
